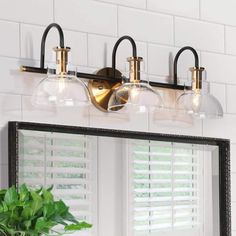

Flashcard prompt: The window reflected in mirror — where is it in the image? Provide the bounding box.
[8,122,230,236]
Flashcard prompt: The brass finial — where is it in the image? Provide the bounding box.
[127,57,143,82]
[54,47,70,75]
[190,67,205,91]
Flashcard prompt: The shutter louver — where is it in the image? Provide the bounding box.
[128,140,202,236]
[18,130,97,236]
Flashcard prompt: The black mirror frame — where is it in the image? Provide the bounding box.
[8,121,231,236]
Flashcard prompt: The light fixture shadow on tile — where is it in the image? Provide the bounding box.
[151,88,193,127]
[89,106,131,122]
[23,95,90,126]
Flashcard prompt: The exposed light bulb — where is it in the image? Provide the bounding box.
[129,87,139,100]
[138,106,147,113]
[58,78,66,93]
[192,93,201,113]
[31,47,90,108]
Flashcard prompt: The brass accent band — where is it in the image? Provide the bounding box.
[190,67,205,91]
[54,47,70,75]
[127,57,143,82]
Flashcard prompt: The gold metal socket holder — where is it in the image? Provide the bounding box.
[127,57,143,82]
[189,67,205,91]
[54,47,70,75]
[88,67,122,112]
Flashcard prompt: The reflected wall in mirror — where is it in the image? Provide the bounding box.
[8,122,231,236]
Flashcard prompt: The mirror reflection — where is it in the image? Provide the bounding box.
[15,129,221,236]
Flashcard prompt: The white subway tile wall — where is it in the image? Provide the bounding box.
[226,26,236,56]
[147,0,200,18]
[0,0,53,24]
[97,0,146,9]
[175,17,225,53]
[0,20,20,58]
[201,0,236,26]
[0,0,235,233]
[118,7,174,45]
[55,0,118,36]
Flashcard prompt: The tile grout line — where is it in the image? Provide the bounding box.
[0,6,236,29]
[4,32,236,60]
[0,20,234,55]
[96,0,147,11]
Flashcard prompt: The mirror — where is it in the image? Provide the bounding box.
[8,122,231,236]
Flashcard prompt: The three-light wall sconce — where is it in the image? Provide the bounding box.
[21,23,223,119]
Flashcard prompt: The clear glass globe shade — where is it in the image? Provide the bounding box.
[177,90,223,119]
[108,82,163,113]
[31,74,90,107]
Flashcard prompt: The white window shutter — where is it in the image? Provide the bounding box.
[18,130,97,236]
[127,140,203,236]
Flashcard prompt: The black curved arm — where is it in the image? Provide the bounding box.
[112,36,137,77]
[173,46,199,86]
[40,23,65,69]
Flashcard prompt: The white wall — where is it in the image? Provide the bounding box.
[0,0,235,234]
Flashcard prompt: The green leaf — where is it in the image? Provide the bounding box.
[35,187,43,194]
[0,223,8,236]
[54,200,69,216]
[31,191,43,215]
[0,212,10,223]
[65,222,92,231]
[4,186,18,205]
[0,184,92,234]
[35,217,56,233]
[42,188,54,203]
[0,189,6,201]
[51,215,68,226]
[63,212,78,224]
[1,202,8,212]
[43,203,55,219]
[19,184,29,201]
[21,206,33,219]
[23,220,31,230]
[0,202,6,213]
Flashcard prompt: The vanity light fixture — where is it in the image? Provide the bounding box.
[25,23,90,107]
[108,56,163,113]
[103,36,163,113]
[174,47,223,119]
[20,23,223,119]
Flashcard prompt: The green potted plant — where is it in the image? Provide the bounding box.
[0,184,92,236]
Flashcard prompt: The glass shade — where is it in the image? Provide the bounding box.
[31,74,90,107]
[108,82,163,113]
[177,81,223,119]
